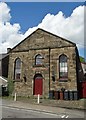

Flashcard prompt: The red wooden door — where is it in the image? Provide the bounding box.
[34,77,43,95]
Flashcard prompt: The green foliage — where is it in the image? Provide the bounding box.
[79,56,85,63]
[7,79,14,95]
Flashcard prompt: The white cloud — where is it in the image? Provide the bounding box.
[0,2,11,23]
[40,6,84,47]
[0,2,24,53]
[25,5,84,49]
[0,2,85,55]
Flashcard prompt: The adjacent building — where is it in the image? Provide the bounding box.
[0,54,9,77]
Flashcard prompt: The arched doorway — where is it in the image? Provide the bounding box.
[33,74,43,95]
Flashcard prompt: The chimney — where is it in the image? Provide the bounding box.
[7,48,11,53]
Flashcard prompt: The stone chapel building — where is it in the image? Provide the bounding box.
[8,28,83,97]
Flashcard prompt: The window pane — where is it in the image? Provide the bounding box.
[60,72,68,78]
[16,74,20,79]
[59,54,68,79]
[60,67,64,72]
[36,55,42,59]
[15,59,21,69]
[63,72,68,77]
[64,67,67,72]
[36,59,42,64]
[15,69,21,73]
[64,62,67,67]
[14,58,21,79]
[60,55,67,62]
[60,72,64,78]
[35,54,43,65]
[60,63,64,67]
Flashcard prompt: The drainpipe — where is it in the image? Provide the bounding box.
[49,47,51,91]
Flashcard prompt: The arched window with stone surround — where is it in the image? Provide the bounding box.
[14,58,21,80]
[35,54,43,66]
[59,54,68,80]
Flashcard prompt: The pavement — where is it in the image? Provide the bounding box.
[11,96,86,110]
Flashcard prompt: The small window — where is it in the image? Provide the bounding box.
[14,58,21,80]
[59,54,68,81]
[35,54,43,66]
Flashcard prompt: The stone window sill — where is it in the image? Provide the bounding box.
[33,64,44,67]
[59,78,68,82]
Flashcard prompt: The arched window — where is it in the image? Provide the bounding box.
[59,54,68,80]
[14,58,21,80]
[35,54,43,66]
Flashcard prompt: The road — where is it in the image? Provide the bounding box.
[1,99,85,119]
[2,106,68,118]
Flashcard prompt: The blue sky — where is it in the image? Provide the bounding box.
[7,2,84,33]
[0,2,85,59]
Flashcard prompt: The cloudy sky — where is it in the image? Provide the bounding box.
[0,2,85,58]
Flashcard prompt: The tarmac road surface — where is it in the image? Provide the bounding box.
[1,98,85,119]
[2,105,68,118]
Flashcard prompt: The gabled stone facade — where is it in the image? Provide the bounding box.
[8,28,83,97]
